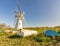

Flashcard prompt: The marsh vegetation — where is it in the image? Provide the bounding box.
[0,26,60,46]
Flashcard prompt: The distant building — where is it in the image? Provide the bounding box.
[0,23,11,28]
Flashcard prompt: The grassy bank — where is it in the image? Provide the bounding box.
[0,27,60,46]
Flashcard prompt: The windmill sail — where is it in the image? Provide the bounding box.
[17,2,22,14]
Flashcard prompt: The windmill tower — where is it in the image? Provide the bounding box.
[14,3,25,31]
[5,5,25,34]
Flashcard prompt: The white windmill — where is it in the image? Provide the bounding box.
[14,4,25,31]
[5,3,26,34]
[5,2,38,36]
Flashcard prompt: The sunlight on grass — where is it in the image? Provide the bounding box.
[0,27,60,46]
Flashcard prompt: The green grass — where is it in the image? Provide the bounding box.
[0,27,60,46]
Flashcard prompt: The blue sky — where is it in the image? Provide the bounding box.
[0,0,60,27]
